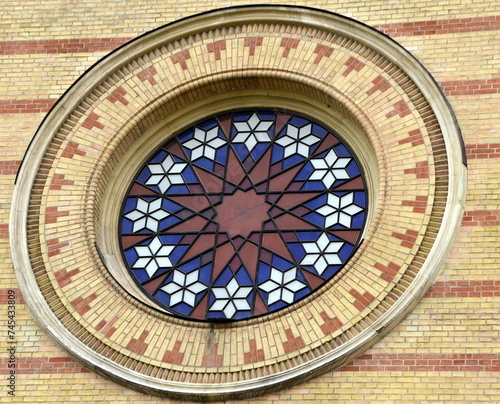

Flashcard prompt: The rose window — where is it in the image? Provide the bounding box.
[120,110,367,321]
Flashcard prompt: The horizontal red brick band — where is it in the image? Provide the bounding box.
[462,210,500,226]
[0,99,56,114]
[0,288,24,304]
[466,143,500,159]
[1,353,497,375]
[374,16,500,37]
[0,37,131,55]
[427,280,500,298]
[340,353,500,372]
[0,17,496,59]
[0,160,21,174]
[441,78,500,96]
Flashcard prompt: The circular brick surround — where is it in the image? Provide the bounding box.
[11,6,466,401]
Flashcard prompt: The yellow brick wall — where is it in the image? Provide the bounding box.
[1,1,499,403]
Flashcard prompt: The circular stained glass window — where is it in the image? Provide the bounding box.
[120,109,367,321]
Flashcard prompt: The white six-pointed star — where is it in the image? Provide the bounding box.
[183,126,226,161]
[316,192,363,228]
[276,123,321,158]
[124,198,170,232]
[299,233,344,275]
[259,267,306,305]
[309,149,351,188]
[160,269,207,307]
[145,154,187,193]
[132,236,176,277]
[209,277,252,319]
[232,112,273,152]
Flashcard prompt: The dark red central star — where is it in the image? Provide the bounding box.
[215,188,271,238]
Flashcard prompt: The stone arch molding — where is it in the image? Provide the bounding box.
[11,6,466,401]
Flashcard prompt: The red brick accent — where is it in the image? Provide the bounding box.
[244,37,263,56]
[342,56,365,77]
[202,343,223,367]
[162,340,185,365]
[171,50,191,70]
[207,40,226,60]
[45,206,69,224]
[46,238,70,257]
[402,195,428,213]
[0,37,131,55]
[427,280,500,298]
[466,143,500,159]
[374,16,500,38]
[441,78,500,96]
[313,44,334,64]
[339,353,500,372]
[0,224,8,239]
[49,173,75,190]
[106,87,129,105]
[137,66,158,85]
[126,330,149,355]
[280,37,300,57]
[462,210,500,227]
[386,100,411,118]
[0,160,21,175]
[399,129,424,147]
[244,339,265,363]
[0,356,89,375]
[62,141,86,159]
[392,229,419,249]
[0,289,24,304]
[349,289,375,311]
[71,293,97,316]
[0,99,56,114]
[95,315,119,338]
[366,75,391,96]
[375,262,401,283]
[404,161,429,179]
[82,112,105,130]
[319,311,343,336]
[282,329,305,353]
[54,268,80,288]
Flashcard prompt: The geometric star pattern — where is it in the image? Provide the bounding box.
[120,109,367,321]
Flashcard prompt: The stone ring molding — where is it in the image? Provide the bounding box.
[11,5,466,401]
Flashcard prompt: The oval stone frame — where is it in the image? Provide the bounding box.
[11,6,466,401]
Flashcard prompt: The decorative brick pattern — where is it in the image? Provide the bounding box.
[162,340,184,365]
[313,44,333,64]
[62,141,86,159]
[95,315,120,338]
[126,330,149,355]
[349,289,375,311]
[280,37,300,57]
[202,344,223,367]
[244,339,265,363]
[82,112,105,130]
[106,87,129,105]
[366,75,390,96]
[402,195,428,213]
[392,229,419,249]
[342,56,365,76]
[137,66,158,85]
[375,262,401,283]
[71,293,97,316]
[386,100,411,118]
[319,311,343,336]
[404,161,429,179]
[244,37,263,56]
[46,238,69,257]
[399,129,424,147]
[49,173,75,190]
[45,206,69,224]
[54,268,80,287]
[171,50,190,70]
[282,329,305,353]
[207,40,226,60]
